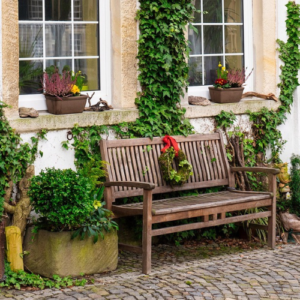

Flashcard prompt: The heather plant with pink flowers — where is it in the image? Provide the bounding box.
[227,68,254,88]
[42,67,81,100]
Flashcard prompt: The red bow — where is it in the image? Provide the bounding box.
[161,135,180,157]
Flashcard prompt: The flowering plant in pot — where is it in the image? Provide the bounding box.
[42,67,88,115]
[24,168,119,278]
[209,63,253,103]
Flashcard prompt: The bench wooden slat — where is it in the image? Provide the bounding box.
[152,199,272,223]
[192,141,203,181]
[104,133,221,147]
[114,191,271,215]
[152,211,271,237]
[214,140,225,179]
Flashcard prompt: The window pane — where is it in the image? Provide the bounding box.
[74,24,99,56]
[204,56,222,85]
[74,0,98,21]
[191,0,201,23]
[45,0,71,21]
[225,25,243,53]
[224,0,243,23]
[46,59,72,73]
[19,60,43,95]
[45,25,72,57]
[19,24,43,58]
[225,55,244,70]
[189,26,202,55]
[204,25,223,54]
[19,0,43,21]
[189,57,203,86]
[203,0,222,23]
[75,59,99,90]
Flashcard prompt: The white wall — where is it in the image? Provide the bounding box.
[20,129,117,175]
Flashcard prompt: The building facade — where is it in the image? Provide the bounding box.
[0,0,298,172]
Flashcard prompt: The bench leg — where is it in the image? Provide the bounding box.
[142,220,152,274]
[142,190,152,274]
[267,210,276,249]
[268,174,276,249]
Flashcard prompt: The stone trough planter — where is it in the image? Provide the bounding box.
[24,228,118,278]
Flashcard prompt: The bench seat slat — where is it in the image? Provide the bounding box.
[112,190,271,216]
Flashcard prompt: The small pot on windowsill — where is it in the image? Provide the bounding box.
[44,94,88,115]
[208,86,244,104]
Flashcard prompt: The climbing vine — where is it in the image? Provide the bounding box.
[122,0,196,139]
[215,1,300,166]
[0,102,47,221]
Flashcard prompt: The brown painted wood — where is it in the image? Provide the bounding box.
[104,181,155,190]
[231,167,280,175]
[268,174,277,249]
[152,211,271,236]
[113,179,230,199]
[99,133,277,274]
[103,133,221,147]
[142,189,153,274]
[151,199,272,224]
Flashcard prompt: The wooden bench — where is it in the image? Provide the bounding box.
[100,132,279,274]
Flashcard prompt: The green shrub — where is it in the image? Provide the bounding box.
[0,261,87,290]
[290,155,300,215]
[28,168,93,230]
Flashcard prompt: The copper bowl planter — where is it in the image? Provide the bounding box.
[209,87,244,103]
[45,94,88,115]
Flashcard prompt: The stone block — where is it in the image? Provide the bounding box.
[23,229,118,278]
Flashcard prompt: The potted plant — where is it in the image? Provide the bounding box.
[208,63,253,103]
[24,168,118,278]
[42,67,88,115]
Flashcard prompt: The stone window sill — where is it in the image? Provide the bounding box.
[7,98,280,133]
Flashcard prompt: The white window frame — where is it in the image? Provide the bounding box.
[19,0,111,110]
[188,0,253,99]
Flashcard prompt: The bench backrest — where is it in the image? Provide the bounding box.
[100,132,231,200]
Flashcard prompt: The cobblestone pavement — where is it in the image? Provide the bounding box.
[1,243,300,300]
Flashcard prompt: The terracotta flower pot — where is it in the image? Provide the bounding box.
[209,87,244,103]
[45,94,88,115]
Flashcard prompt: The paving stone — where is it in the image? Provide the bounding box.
[2,244,300,299]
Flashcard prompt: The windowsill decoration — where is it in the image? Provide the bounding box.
[209,63,253,104]
[158,135,193,186]
[42,67,88,115]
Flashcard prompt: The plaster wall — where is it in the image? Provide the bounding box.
[22,116,251,175]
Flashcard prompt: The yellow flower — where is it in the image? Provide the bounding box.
[93,200,102,210]
[71,85,80,95]
[222,66,226,71]
[218,62,222,67]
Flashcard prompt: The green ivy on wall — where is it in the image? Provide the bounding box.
[123,0,197,139]
[216,1,300,164]
[0,102,47,221]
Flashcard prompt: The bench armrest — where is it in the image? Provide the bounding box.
[230,167,280,175]
[104,181,156,190]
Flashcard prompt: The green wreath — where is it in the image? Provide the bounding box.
[158,147,193,186]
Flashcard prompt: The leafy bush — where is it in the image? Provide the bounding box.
[28,168,94,231]
[0,261,87,290]
[290,155,300,216]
